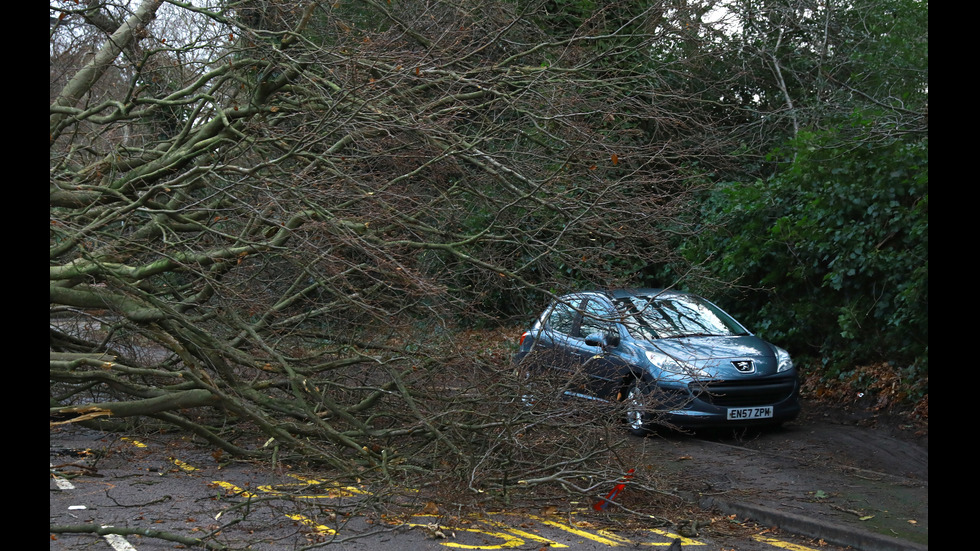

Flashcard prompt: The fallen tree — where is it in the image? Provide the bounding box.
[49,0,770,519]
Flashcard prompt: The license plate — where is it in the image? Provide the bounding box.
[727,406,773,420]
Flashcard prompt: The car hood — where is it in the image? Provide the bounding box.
[641,335,780,377]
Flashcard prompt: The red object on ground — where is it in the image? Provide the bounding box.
[593,468,635,511]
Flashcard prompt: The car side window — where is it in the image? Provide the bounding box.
[545,300,579,335]
[578,298,614,338]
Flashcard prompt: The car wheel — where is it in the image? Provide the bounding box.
[623,379,651,436]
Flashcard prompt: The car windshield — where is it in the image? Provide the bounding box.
[614,294,748,340]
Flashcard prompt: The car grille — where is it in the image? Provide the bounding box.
[690,376,796,407]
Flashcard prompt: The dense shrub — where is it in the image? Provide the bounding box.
[684,127,927,387]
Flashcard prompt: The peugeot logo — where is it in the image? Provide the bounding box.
[732,360,755,373]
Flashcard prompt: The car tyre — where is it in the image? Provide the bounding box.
[623,379,652,436]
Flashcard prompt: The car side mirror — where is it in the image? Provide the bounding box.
[585,332,620,349]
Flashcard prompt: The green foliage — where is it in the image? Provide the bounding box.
[685,124,927,379]
[837,0,929,105]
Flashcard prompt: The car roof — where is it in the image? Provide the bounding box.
[572,288,690,300]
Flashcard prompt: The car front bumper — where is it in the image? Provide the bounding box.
[651,376,801,428]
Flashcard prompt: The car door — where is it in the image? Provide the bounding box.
[526,296,586,377]
[569,296,627,400]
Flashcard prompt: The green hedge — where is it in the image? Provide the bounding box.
[684,128,927,387]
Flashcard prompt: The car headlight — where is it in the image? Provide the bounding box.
[775,346,794,373]
[644,350,709,378]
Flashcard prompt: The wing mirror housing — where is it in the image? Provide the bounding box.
[585,332,621,349]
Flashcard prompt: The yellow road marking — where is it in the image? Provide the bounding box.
[596,528,705,546]
[525,514,625,546]
[253,483,356,499]
[752,534,823,550]
[171,458,196,472]
[404,523,524,549]
[122,438,197,472]
[412,513,707,549]
[211,480,259,498]
[286,473,371,494]
[254,473,369,498]
[481,518,569,548]
[646,529,706,546]
[595,529,633,545]
[286,513,337,535]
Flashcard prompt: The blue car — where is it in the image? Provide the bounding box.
[514,289,800,434]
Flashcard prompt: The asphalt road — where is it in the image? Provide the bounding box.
[50,424,872,551]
